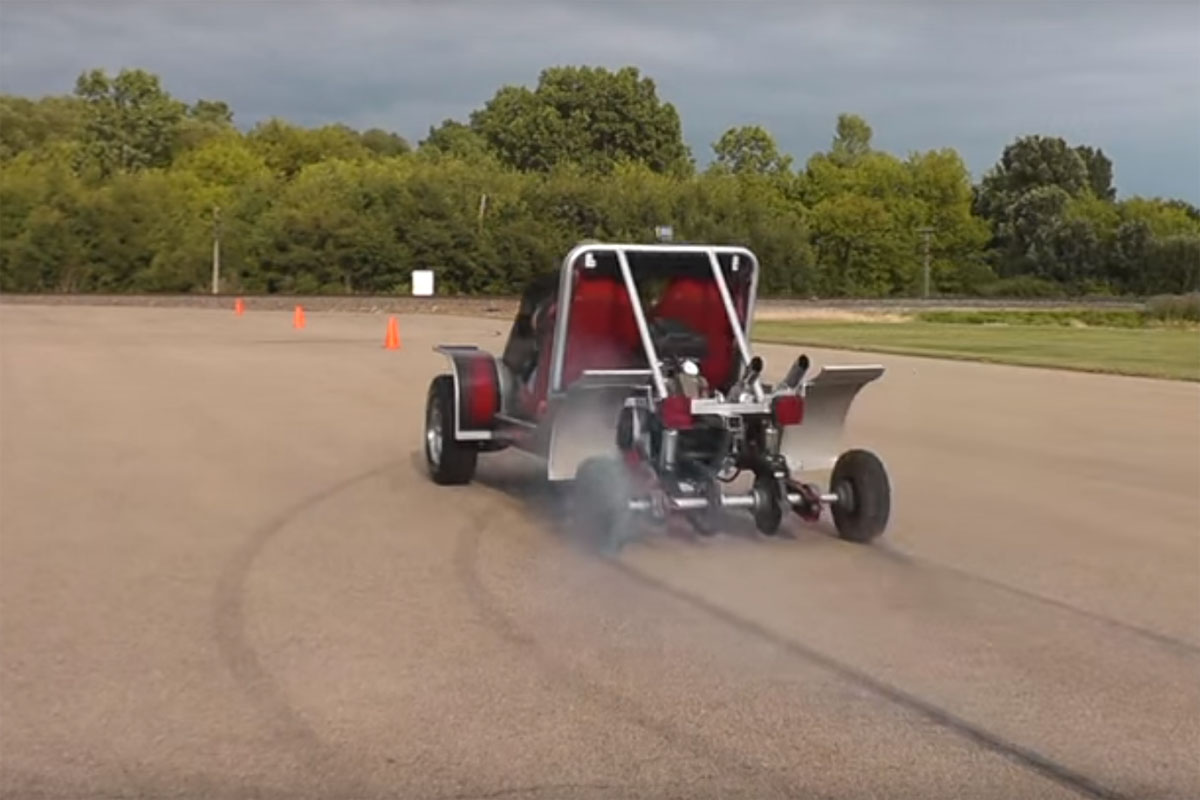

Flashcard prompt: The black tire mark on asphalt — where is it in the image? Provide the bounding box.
[608,559,1132,800]
[211,461,401,799]
[479,458,1198,658]
[434,782,616,800]
[210,453,1136,800]
[871,541,1200,656]
[451,507,806,800]
[468,470,1138,798]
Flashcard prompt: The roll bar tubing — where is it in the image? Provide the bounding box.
[547,243,762,399]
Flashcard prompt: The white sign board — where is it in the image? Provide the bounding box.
[411,269,434,297]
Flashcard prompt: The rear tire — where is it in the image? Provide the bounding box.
[573,456,635,552]
[829,449,890,543]
[425,375,477,485]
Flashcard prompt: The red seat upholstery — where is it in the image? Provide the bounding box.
[561,274,644,386]
[515,273,644,419]
[652,276,738,389]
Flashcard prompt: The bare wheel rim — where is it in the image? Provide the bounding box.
[835,479,856,513]
[427,404,443,466]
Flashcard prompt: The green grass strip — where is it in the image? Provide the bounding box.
[753,320,1200,381]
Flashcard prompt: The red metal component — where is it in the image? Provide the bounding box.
[466,355,498,427]
[772,394,804,426]
[789,480,822,522]
[660,395,693,429]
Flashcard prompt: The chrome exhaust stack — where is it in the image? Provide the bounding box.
[727,355,764,402]
[779,354,810,390]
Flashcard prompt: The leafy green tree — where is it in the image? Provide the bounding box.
[73,68,187,177]
[0,95,85,160]
[156,134,277,291]
[801,116,989,294]
[0,156,88,290]
[469,65,692,175]
[417,120,495,163]
[1048,218,1103,286]
[1003,184,1070,273]
[830,113,873,166]
[359,128,410,157]
[1118,196,1200,238]
[907,148,992,292]
[809,193,907,296]
[973,134,1107,283]
[1065,191,1121,232]
[250,159,406,293]
[246,119,373,178]
[710,125,793,176]
[1111,219,1153,292]
[976,135,1089,212]
[176,99,237,154]
[189,100,233,126]
[1147,235,1200,293]
[1164,199,1200,222]
[1074,145,1115,201]
[173,133,271,192]
[4,62,1199,300]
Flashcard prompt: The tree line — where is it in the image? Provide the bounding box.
[1,65,1197,297]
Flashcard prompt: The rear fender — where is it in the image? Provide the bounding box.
[433,346,507,441]
[779,365,884,474]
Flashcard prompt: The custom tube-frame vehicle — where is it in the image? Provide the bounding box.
[423,241,891,550]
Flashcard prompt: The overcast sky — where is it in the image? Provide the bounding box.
[2,0,1197,202]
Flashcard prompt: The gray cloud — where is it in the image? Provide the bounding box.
[2,0,1197,201]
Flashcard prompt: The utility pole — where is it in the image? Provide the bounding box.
[211,205,221,295]
[916,226,934,298]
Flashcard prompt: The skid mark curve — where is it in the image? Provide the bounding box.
[211,461,401,792]
[451,512,802,798]
[611,560,1131,800]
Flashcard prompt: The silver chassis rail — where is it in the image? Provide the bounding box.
[629,490,839,514]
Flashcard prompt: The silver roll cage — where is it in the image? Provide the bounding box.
[546,243,762,400]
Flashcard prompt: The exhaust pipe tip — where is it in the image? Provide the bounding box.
[782,354,810,389]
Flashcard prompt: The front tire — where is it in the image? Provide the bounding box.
[752,472,784,535]
[829,448,890,543]
[425,375,477,485]
[573,456,635,552]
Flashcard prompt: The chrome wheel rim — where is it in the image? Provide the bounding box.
[427,404,443,466]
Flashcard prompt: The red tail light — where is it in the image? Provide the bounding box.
[772,394,804,426]
[661,395,693,429]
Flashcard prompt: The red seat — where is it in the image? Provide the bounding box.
[652,276,738,390]
[516,273,643,418]
[561,273,644,387]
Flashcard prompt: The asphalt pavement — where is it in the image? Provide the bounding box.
[1,305,1197,799]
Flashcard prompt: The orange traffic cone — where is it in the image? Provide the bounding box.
[234,297,245,315]
[383,316,401,350]
[293,305,306,329]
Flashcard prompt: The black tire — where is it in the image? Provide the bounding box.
[829,448,890,543]
[572,456,635,552]
[752,472,784,535]
[424,375,477,485]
